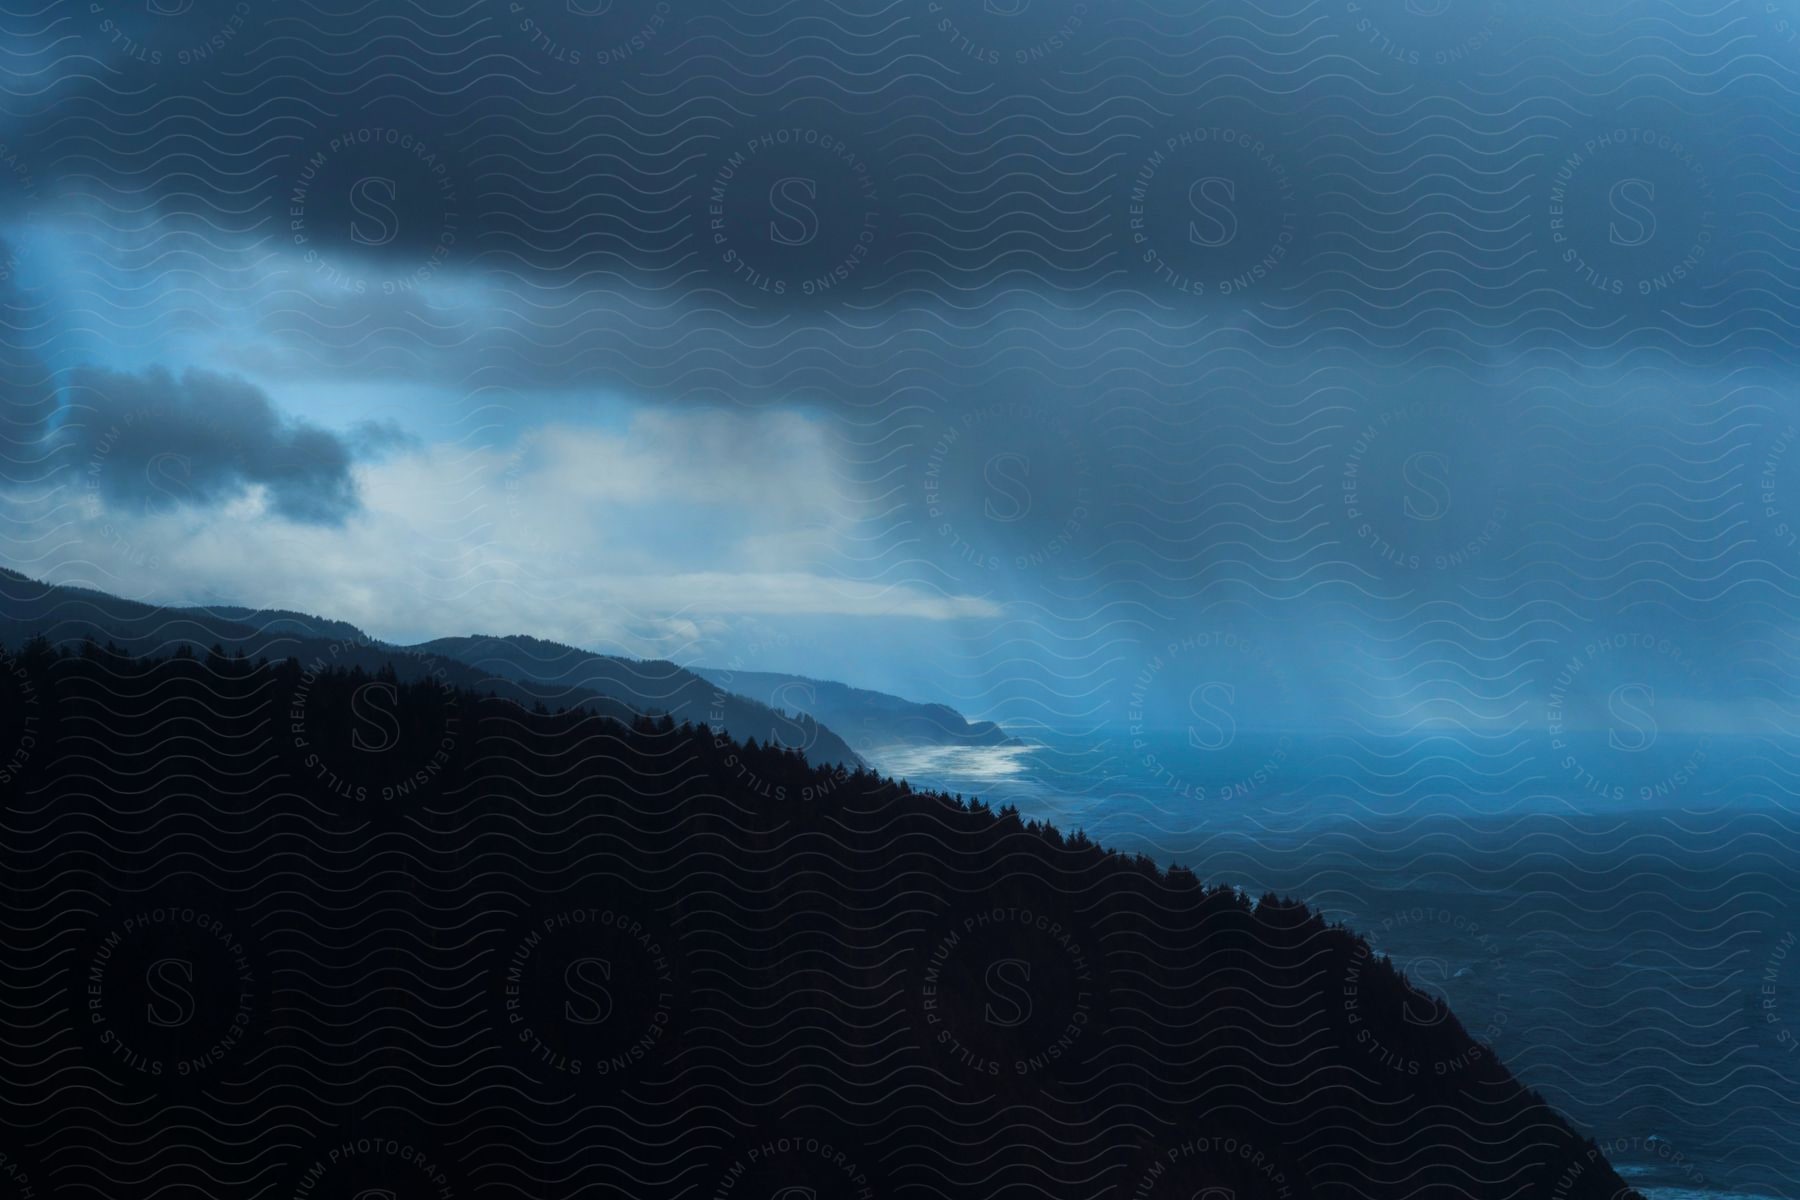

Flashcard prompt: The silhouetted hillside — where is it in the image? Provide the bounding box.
[0,639,1639,1200]
[691,665,1019,754]
[0,570,654,724]
[0,573,862,770]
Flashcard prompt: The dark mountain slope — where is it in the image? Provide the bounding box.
[691,664,1018,754]
[198,603,373,644]
[0,641,1638,1200]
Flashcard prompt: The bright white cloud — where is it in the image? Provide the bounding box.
[24,405,1002,657]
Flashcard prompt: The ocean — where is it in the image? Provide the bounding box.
[877,732,1800,1199]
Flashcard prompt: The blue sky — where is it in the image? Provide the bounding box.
[2,0,1798,739]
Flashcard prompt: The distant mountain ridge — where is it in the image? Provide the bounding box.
[0,573,1023,770]
[691,666,1017,753]
[201,605,378,645]
[412,633,861,768]
[0,571,643,730]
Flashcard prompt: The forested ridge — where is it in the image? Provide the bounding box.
[0,639,1637,1200]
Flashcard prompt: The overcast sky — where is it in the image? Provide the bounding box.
[1,0,1797,738]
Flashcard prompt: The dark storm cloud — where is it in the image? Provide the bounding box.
[61,366,364,524]
[0,233,58,490]
[0,0,1761,336]
[0,0,1790,735]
